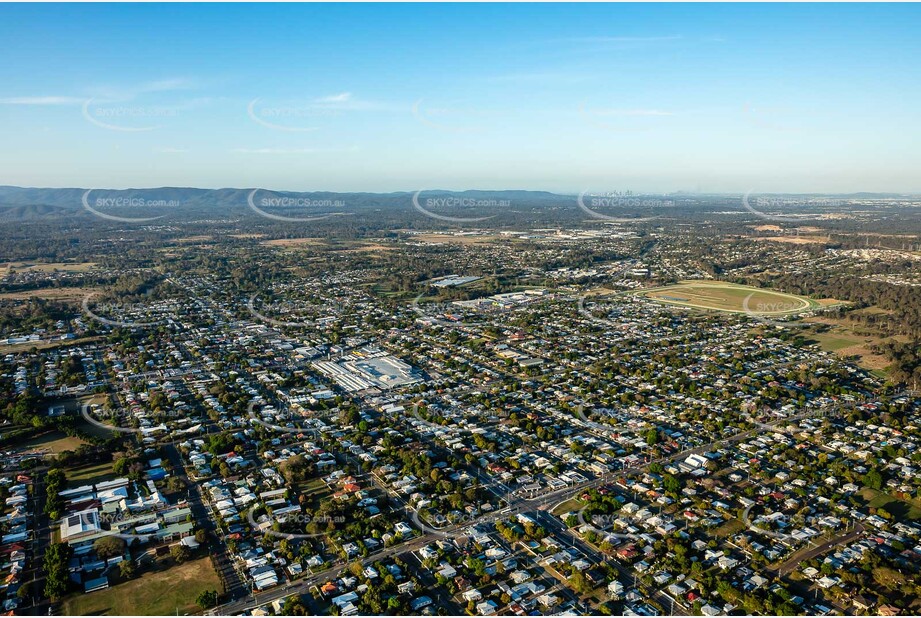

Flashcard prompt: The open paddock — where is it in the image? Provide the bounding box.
[0,261,97,275]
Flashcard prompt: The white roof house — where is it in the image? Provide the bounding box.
[60,508,102,542]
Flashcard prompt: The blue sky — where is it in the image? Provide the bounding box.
[1,3,919,193]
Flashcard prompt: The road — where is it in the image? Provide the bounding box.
[208,408,823,615]
[771,523,866,578]
[20,465,52,616]
[162,442,247,600]
[533,509,688,615]
[740,503,791,541]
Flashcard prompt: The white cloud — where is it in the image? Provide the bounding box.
[309,92,392,111]
[314,92,352,104]
[88,77,198,102]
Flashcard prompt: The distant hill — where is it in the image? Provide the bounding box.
[0,185,916,223]
[0,186,573,222]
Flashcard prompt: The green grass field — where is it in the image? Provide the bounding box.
[297,476,334,506]
[858,487,921,522]
[550,497,583,517]
[712,517,746,538]
[20,431,87,454]
[808,332,864,351]
[638,280,816,315]
[62,557,221,616]
[67,461,118,487]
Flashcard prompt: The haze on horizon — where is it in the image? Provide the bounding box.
[1,3,920,194]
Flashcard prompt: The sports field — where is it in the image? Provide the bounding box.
[62,557,221,616]
[637,280,816,315]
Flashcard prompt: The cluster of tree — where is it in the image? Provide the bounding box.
[0,392,118,448]
[170,543,192,564]
[196,590,219,610]
[56,443,110,468]
[0,297,72,336]
[279,454,315,483]
[671,567,801,616]
[44,467,67,520]
[113,454,148,481]
[495,517,547,544]
[567,568,595,596]
[43,542,71,601]
[758,272,921,384]
[335,558,413,614]
[93,536,126,560]
[280,594,308,614]
[106,272,168,301]
[206,431,240,456]
[506,412,557,443]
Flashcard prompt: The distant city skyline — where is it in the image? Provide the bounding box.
[1,3,920,193]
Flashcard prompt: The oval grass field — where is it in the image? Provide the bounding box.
[637,280,816,315]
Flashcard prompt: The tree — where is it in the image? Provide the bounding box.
[166,476,185,493]
[119,560,136,580]
[569,570,593,595]
[207,432,236,455]
[196,590,219,609]
[113,457,132,475]
[43,543,71,601]
[663,474,681,495]
[283,595,308,615]
[279,454,311,483]
[863,469,883,490]
[43,468,67,520]
[94,535,126,560]
[170,543,191,564]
